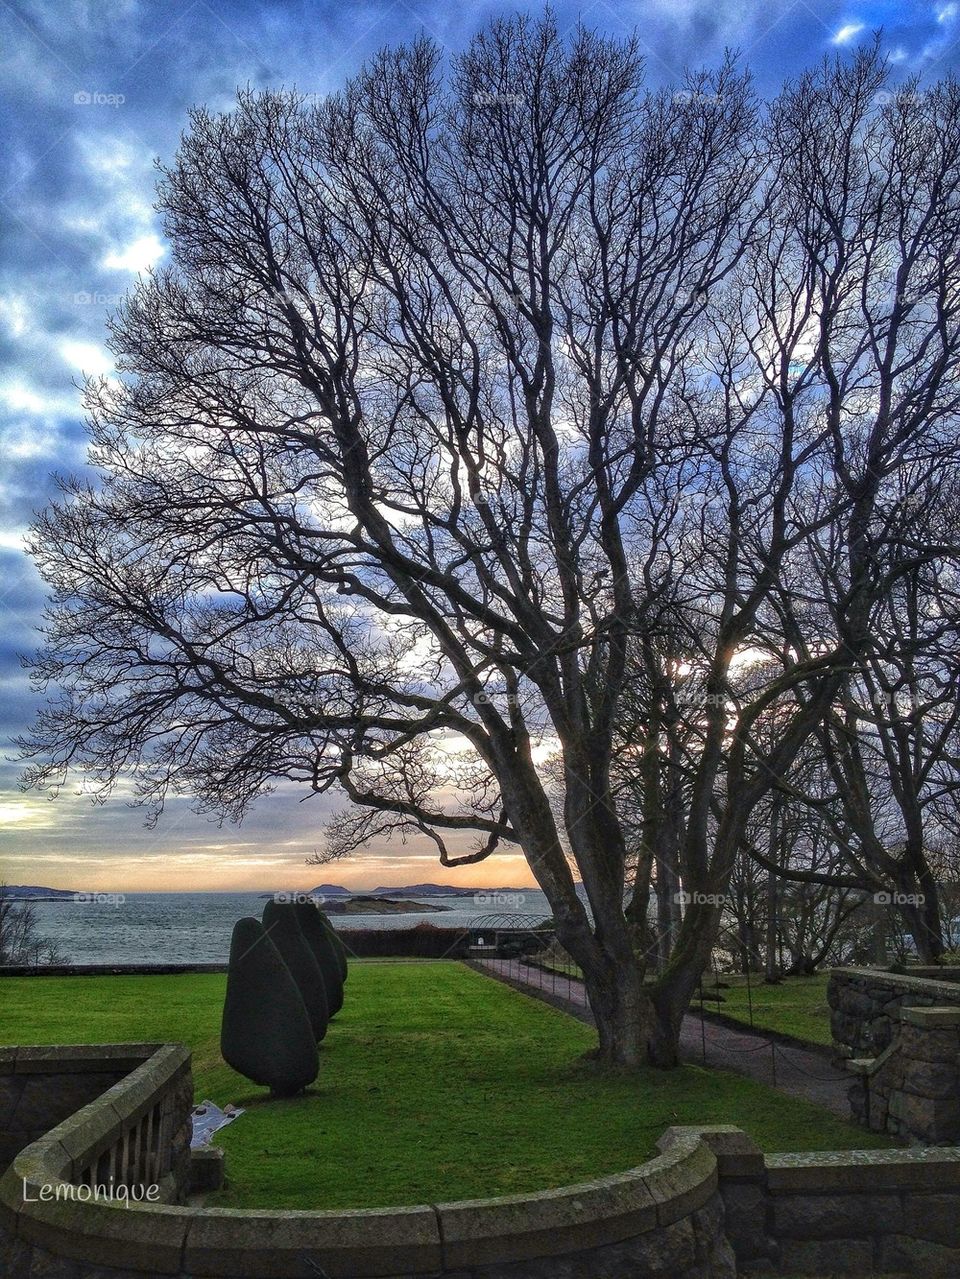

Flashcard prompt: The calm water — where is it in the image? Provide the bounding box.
[28,890,554,965]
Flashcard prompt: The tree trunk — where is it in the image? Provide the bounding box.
[910,860,944,963]
[655,853,681,974]
[566,939,681,1067]
[764,807,781,981]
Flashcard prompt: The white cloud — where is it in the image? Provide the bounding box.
[0,527,28,551]
[0,295,33,339]
[832,22,865,45]
[58,338,114,375]
[102,233,166,273]
[1,382,47,415]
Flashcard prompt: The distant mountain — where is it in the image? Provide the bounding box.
[306,882,533,899]
[368,883,532,898]
[2,885,80,900]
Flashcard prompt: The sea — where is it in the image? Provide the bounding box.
[27,890,555,966]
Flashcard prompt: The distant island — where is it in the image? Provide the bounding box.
[307,882,532,899]
[259,892,450,914]
[323,895,449,915]
[1,885,82,901]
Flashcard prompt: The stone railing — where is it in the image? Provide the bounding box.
[0,1041,194,1278]
[724,1137,960,1276]
[845,1006,960,1144]
[2,1104,732,1278]
[3,1042,960,1276]
[829,966,960,1058]
[0,1043,157,1172]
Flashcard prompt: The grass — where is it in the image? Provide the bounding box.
[0,960,886,1209]
[533,956,834,1047]
[697,971,833,1046]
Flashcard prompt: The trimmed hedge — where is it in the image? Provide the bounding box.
[323,914,349,982]
[338,923,470,958]
[261,900,330,1041]
[220,916,318,1096]
[294,902,344,1016]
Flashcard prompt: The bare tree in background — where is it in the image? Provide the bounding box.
[0,888,65,968]
[20,18,960,1064]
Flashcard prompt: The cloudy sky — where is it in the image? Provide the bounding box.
[1,0,959,894]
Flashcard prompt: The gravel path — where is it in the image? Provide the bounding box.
[474,957,850,1118]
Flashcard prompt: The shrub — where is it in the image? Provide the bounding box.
[261,900,330,1040]
[338,923,470,958]
[322,913,349,982]
[293,902,344,1015]
[220,917,318,1095]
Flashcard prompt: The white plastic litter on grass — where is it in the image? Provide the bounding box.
[190,1099,244,1148]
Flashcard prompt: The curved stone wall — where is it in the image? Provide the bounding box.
[0,1043,733,1277]
[3,1041,960,1277]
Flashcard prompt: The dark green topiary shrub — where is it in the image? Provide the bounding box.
[294,901,345,1015]
[261,900,330,1040]
[220,917,318,1096]
[321,911,348,982]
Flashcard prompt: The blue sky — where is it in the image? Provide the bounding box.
[1,0,959,893]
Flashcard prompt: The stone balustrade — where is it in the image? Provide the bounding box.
[2,1040,960,1276]
[828,966,960,1059]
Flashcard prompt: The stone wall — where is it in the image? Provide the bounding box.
[4,1040,960,1277]
[829,966,960,1058]
[846,1006,960,1144]
[1,1122,734,1279]
[0,1044,143,1171]
[726,1140,960,1277]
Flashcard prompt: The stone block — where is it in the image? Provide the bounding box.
[903,1193,960,1246]
[899,1027,960,1063]
[188,1147,225,1195]
[772,1192,901,1238]
[766,1147,960,1193]
[438,1168,659,1267]
[469,1216,699,1279]
[902,1059,960,1100]
[100,1046,190,1127]
[889,1091,960,1141]
[13,1045,153,1075]
[900,1005,960,1029]
[183,1205,443,1276]
[719,1183,771,1261]
[679,1125,765,1179]
[868,1015,893,1052]
[878,1232,960,1277]
[776,1236,874,1274]
[16,1197,191,1274]
[645,1131,717,1226]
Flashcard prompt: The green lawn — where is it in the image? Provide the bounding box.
[697,971,833,1046]
[1,961,884,1209]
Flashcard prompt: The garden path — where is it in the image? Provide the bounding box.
[474,958,850,1117]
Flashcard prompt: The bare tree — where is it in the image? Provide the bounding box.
[20,20,960,1064]
[0,888,65,967]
